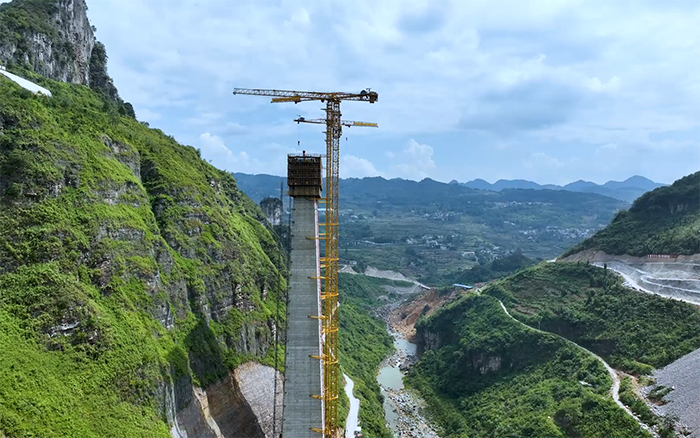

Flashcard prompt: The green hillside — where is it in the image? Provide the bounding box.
[565,171,700,256]
[337,273,405,438]
[235,173,627,281]
[408,294,649,438]
[0,70,286,436]
[484,262,700,373]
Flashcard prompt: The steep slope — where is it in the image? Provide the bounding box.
[484,263,700,373]
[408,294,649,437]
[337,274,398,438]
[0,67,285,437]
[0,0,133,115]
[0,0,94,84]
[565,171,700,257]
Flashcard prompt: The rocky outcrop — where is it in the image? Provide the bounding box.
[0,0,94,84]
[260,197,282,226]
[171,362,284,438]
[0,5,287,434]
[471,353,502,375]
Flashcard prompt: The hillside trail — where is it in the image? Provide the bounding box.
[496,299,659,438]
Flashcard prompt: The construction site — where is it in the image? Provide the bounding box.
[233,88,379,437]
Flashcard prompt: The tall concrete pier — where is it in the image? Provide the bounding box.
[282,153,323,437]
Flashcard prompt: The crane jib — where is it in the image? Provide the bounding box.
[233,88,378,103]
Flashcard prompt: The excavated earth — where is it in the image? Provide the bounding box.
[561,250,700,435]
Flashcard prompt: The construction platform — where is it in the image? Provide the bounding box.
[282,152,324,437]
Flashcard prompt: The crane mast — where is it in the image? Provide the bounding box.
[233,88,378,438]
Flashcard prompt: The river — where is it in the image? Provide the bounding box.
[376,332,440,437]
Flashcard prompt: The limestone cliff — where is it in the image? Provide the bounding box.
[0,0,134,116]
[0,0,94,84]
[0,19,285,438]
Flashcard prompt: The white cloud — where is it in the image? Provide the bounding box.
[342,155,382,178]
[389,139,437,180]
[85,0,700,184]
[587,76,621,93]
[526,152,565,170]
[199,132,252,170]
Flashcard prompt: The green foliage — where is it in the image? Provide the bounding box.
[408,294,649,437]
[0,72,287,435]
[485,262,700,372]
[337,273,397,438]
[566,171,700,256]
[235,173,627,281]
[618,377,656,426]
[0,0,60,44]
[449,252,535,286]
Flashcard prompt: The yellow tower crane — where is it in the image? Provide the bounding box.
[233,88,378,438]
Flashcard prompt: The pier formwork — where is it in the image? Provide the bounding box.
[282,154,323,437]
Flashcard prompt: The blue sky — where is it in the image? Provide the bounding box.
[79,0,700,185]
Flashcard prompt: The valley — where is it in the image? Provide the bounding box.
[237,173,627,282]
[0,1,697,437]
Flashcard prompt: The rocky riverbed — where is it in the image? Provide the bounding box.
[376,297,441,438]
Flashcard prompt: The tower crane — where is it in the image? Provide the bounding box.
[233,88,378,438]
[294,117,378,129]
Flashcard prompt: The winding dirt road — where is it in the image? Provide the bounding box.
[497,300,659,437]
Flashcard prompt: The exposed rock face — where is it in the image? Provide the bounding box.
[171,362,284,438]
[472,353,502,374]
[232,362,284,437]
[0,0,95,84]
[260,197,282,226]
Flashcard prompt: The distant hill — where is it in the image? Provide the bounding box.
[564,171,700,257]
[461,175,665,202]
[235,172,628,280]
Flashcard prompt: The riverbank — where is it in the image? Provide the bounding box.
[376,294,441,438]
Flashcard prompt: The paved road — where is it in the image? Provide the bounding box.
[343,374,360,437]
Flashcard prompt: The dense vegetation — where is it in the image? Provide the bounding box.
[408,294,649,437]
[447,252,535,286]
[485,262,700,373]
[337,273,407,438]
[235,173,627,281]
[0,0,134,116]
[0,69,286,436]
[565,171,700,256]
[0,0,61,44]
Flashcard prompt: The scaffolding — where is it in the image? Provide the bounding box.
[233,88,377,438]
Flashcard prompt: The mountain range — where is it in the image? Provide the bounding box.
[235,173,663,204]
[458,175,665,202]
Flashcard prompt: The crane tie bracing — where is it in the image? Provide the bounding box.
[233,88,377,438]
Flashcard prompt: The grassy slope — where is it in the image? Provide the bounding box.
[337,273,410,438]
[0,72,285,437]
[565,171,700,257]
[484,262,700,374]
[408,294,649,438]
